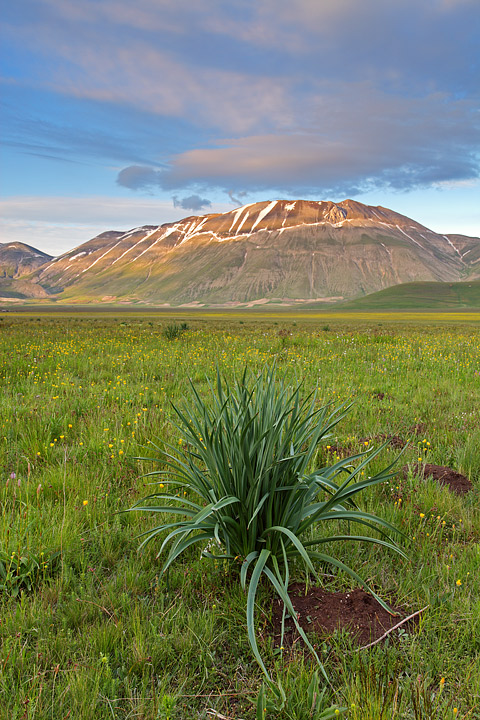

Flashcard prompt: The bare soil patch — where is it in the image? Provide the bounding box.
[404,463,472,496]
[372,433,405,449]
[271,583,413,648]
[324,443,355,458]
[408,422,427,436]
[326,433,405,458]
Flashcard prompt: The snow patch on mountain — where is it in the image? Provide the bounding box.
[250,201,278,231]
[395,225,424,250]
[81,239,125,273]
[235,210,250,234]
[228,207,247,233]
[111,226,160,266]
[443,235,462,258]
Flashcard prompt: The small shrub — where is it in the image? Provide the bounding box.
[131,365,404,682]
[162,322,189,341]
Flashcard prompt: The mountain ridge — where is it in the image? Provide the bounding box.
[4,199,480,305]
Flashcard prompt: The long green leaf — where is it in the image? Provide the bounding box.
[246,549,271,678]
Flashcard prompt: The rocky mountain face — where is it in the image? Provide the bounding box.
[0,242,52,278]
[8,200,480,304]
[0,242,53,299]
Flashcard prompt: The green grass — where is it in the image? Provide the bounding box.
[339,280,480,310]
[0,313,479,718]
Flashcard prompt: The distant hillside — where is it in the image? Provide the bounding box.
[442,234,480,271]
[0,242,52,278]
[0,242,53,299]
[339,280,480,310]
[3,200,480,305]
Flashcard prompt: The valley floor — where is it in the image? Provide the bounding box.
[1,313,479,718]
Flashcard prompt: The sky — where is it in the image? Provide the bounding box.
[1,0,479,256]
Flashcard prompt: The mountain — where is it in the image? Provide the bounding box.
[11,200,480,304]
[0,242,53,299]
[0,242,52,277]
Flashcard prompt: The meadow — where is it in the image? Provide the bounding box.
[1,311,479,719]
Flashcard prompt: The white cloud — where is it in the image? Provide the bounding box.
[53,52,291,136]
[145,85,480,195]
[0,219,106,257]
[433,179,480,190]
[2,0,479,235]
[0,195,232,255]
[9,10,292,135]
[1,196,174,224]
[13,0,478,138]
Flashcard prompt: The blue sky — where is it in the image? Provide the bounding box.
[1,0,479,255]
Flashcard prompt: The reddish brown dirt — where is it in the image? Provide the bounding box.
[408,422,427,436]
[324,444,355,458]
[385,435,405,449]
[326,433,405,457]
[372,433,405,449]
[404,463,473,496]
[271,583,411,648]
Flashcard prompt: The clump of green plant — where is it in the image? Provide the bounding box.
[0,546,59,597]
[162,322,188,340]
[256,671,346,718]
[131,366,405,683]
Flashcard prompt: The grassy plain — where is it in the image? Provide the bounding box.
[1,311,479,719]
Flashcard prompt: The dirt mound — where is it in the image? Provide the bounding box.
[373,433,405,449]
[404,463,472,495]
[408,423,427,436]
[271,583,414,648]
